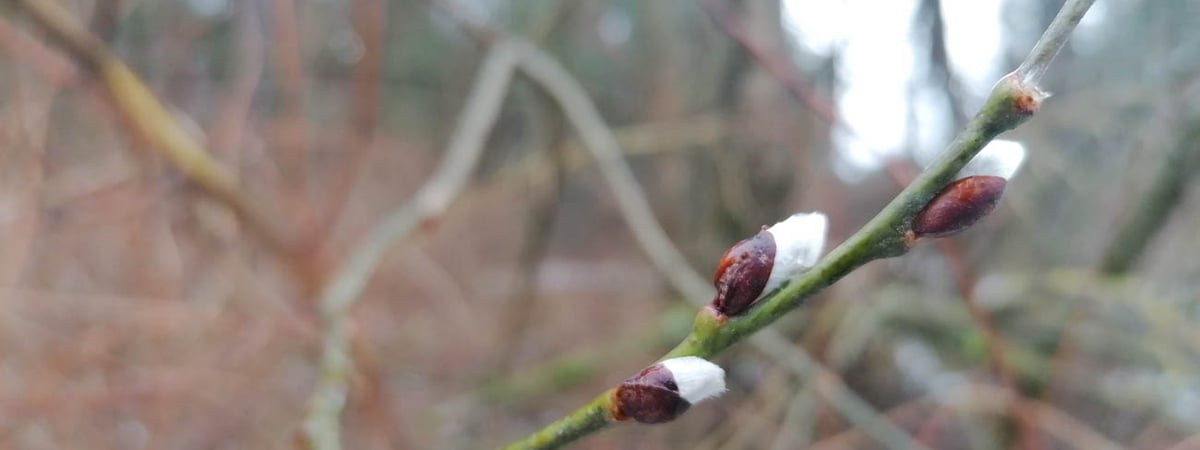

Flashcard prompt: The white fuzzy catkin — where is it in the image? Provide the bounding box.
[957,139,1027,180]
[659,357,727,404]
[762,212,829,297]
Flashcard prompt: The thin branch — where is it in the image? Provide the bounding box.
[1014,0,1096,86]
[309,0,387,250]
[300,41,519,450]
[492,95,566,372]
[8,0,295,258]
[937,240,1040,450]
[510,39,709,302]
[503,36,924,450]
[0,16,79,86]
[918,0,968,129]
[697,0,838,124]
[505,0,1096,447]
[207,1,264,179]
[663,0,1094,362]
[958,385,1122,450]
[886,155,1039,449]
[268,0,311,186]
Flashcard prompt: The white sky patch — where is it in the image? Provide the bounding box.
[940,0,1005,98]
[910,86,956,165]
[956,139,1027,180]
[1070,0,1109,56]
[833,0,919,179]
[187,0,228,16]
[598,7,633,48]
[781,0,845,55]
[783,0,1008,181]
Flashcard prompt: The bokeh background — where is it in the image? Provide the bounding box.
[1,0,1198,449]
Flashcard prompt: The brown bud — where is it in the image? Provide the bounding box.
[912,175,1007,239]
[710,231,775,316]
[613,366,688,423]
[611,357,726,424]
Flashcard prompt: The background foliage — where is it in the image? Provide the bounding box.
[0,0,1197,449]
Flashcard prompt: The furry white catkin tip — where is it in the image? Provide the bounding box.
[763,212,828,295]
[957,140,1027,180]
[659,357,726,404]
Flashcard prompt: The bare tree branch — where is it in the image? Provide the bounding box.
[506,36,925,450]
[8,0,296,259]
[301,41,520,450]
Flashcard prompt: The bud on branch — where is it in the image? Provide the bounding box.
[710,213,828,316]
[910,140,1027,240]
[612,357,727,424]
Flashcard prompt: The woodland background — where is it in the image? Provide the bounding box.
[0,0,1198,449]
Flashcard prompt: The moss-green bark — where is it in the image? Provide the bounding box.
[500,390,616,450]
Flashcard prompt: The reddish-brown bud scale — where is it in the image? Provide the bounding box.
[612,365,689,424]
[710,231,775,316]
[912,175,1007,238]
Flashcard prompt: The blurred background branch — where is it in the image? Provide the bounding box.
[1,0,1198,449]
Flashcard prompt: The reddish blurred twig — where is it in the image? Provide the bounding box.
[697,0,838,124]
[884,159,1042,450]
[0,16,80,86]
[301,40,520,450]
[309,0,387,252]
[938,240,1041,450]
[814,382,1121,450]
[269,0,311,187]
[206,2,264,176]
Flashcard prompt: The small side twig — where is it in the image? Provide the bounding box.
[300,41,520,450]
[939,239,1040,450]
[268,0,310,188]
[308,0,387,250]
[1014,0,1095,87]
[885,159,1038,449]
[697,0,838,124]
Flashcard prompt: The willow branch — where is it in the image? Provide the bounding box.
[8,0,294,257]
[300,41,519,450]
[502,37,922,450]
[505,0,1096,448]
[663,0,1093,362]
[1014,0,1096,86]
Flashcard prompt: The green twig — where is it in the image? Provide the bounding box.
[501,391,616,450]
[661,71,1040,357]
[504,0,1095,448]
[498,35,925,450]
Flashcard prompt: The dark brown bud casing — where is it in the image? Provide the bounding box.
[613,365,689,423]
[912,175,1007,239]
[612,357,726,424]
[710,231,775,316]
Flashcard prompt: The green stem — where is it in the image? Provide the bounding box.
[500,390,616,450]
[666,75,1035,360]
